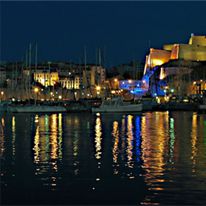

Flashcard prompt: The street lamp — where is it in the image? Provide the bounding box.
[96,86,101,97]
[96,86,101,91]
[34,87,39,93]
[34,87,39,105]
[1,91,4,101]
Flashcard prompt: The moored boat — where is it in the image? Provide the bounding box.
[92,97,143,113]
[7,105,66,113]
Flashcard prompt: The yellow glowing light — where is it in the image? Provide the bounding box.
[128,80,132,84]
[50,114,58,160]
[114,78,118,82]
[1,91,4,95]
[33,126,40,163]
[35,115,39,123]
[58,95,62,100]
[164,96,170,102]
[111,90,115,94]
[112,121,119,163]
[34,87,39,93]
[96,86,101,91]
[159,67,166,80]
[152,59,164,66]
[126,115,134,168]
[156,97,161,104]
[12,116,16,156]
[193,81,196,85]
[95,117,102,160]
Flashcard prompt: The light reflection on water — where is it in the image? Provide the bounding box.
[0,112,206,205]
[95,115,102,160]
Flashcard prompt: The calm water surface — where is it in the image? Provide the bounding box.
[0,111,206,205]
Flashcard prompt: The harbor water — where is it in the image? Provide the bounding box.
[0,111,206,205]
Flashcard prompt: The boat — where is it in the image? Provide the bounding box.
[199,104,206,111]
[198,91,206,112]
[138,96,159,111]
[7,105,66,113]
[91,97,143,113]
[0,101,10,112]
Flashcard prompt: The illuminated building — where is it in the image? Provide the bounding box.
[59,75,80,89]
[164,35,206,61]
[144,49,171,74]
[189,35,206,46]
[82,65,105,87]
[130,34,206,97]
[119,80,138,90]
[144,34,206,74]
[33,68,59,87]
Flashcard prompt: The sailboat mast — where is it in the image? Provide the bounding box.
[98,48,101,66]
[29,43,32,99]
[84,46,87,70]
[35,42,38,72]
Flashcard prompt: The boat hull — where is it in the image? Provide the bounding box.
[198,104,206,113]
[7,105,66,113]
[92,104,143,113]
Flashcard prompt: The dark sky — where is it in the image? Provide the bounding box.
[1,1,206,67]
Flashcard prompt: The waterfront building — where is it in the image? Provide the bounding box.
[144,34,206,75]
[144,49,171,74]
[128,34,206,97]
[59,75,80,90]
[33,68,59,87]
[82,65,106,88]
[164,35,206,61]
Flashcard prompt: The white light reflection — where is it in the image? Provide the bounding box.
[33,125,40,163]
[58,113,63,160]
[0,117,5,157]
[32,113,63,189]
[141,112,169,200]
[126,115,134,168]
[112,121,119,164]
[95,116,102,160]
[169,117,175,163]
[191,113,198,171]
[12,116,16,157]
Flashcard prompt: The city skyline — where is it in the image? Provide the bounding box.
[1,1,206,67]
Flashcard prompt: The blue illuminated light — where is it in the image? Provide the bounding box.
[119,66,167,97]
[135,116,141,162]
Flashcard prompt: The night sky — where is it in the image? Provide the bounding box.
[1,1,206,67]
